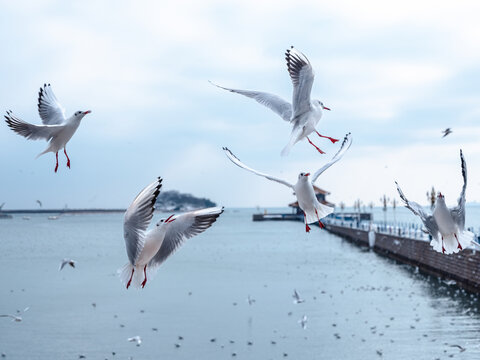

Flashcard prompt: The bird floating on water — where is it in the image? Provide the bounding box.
[395,150,474,254]
[211,46,337,156]
[120,177,224,289]
[127,336,142,346]
[292,289,305,304]
[223,133,352,232]
[4,84,91,172]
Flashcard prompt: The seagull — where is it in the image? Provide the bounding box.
[36,200,42,208]
[0,314,22,322]
[120,177,224,289]
[396,150,474,254]
[298,315,307,329]
[442,128,452,138]
[247,295,256,305]
[292,289,305,304]
[211,46,337,156]
[127,336,142,346]
[223,133,352,232]
[4,84,91,172]
[59,258,76,271]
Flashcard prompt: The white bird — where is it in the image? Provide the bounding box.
[59,258,76,271]
[4,83,91,172]
[298,315,308,329]
[127,336,142,346]
[0,314,22,322]
[292,289,305,304]
[120,177,224,289]
[223,133,352,232]
[396,150,474,254]
[211,46,337,156]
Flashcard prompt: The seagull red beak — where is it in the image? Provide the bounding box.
[323,106,331,111]
[305,173,310,176]
[165,214,176,223]
[83,110,91,115]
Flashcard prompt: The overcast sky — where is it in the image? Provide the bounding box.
[1,0,480,209]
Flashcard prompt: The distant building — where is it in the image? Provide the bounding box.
[288,186,334,214]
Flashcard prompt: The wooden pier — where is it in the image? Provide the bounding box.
[325,223,480,293]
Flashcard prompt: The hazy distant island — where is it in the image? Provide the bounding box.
[155,190,216,212]
[0,190,216,215]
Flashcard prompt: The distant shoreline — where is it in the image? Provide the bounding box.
[0,209,126,214]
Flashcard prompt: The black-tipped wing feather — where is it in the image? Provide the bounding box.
[286,47,315,119]
[149,207,224,267]
[395,181,439,239]
[4,110,63,141]
[123,178,162,265]
[311,133,352,183]
[37,84,66,125]
[451,149,467,230]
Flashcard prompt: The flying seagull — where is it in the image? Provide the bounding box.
[59,258,76,271]
[36,200,42,208]
[211,46,337,156]
[4,84,91,172]
[292,289,305,304]
[395,150,474,254]
[442,128,452,138]
[223,133,352,232]
[120,177,224,289]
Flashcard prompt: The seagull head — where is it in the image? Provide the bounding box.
[74,110,92,119]
[437,192,445,202]
[156,214,176,228]
[298,172,310,181]
[316,100,331,111]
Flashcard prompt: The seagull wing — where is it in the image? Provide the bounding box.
[149,207,224,267]
[311,133,352,183]
[210,81,292,122]
[123,178,163,265]
[5,111,63,141]
[59,259,68,271]
[451,150,467,231]
[395,181,439,239]
[37,84,66,125]
[286,47,315,120]
[223,147,294,189]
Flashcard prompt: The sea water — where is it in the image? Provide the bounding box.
[1,207,480,359]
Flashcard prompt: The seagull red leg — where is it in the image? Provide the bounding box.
[141,265,147,288]
[64,148,70,169]
[315,130,339,143]
[303,212,311,233]
[314,209,325,229]
[54,152,59,173]
[454,233,462,250]
[441,235,446,254]
[307,137,325,154]
[126,268,134,289]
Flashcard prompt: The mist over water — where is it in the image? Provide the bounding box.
[1,208,480,359]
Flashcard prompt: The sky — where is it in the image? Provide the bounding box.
[1,0,480,209]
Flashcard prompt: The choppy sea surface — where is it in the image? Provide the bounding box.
[1,207,480,359]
